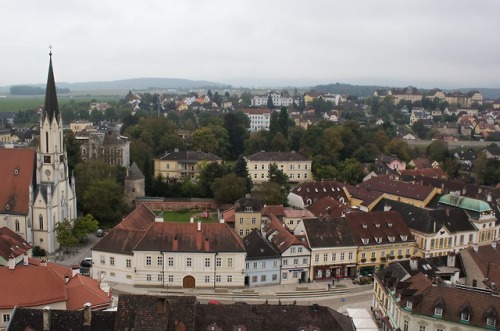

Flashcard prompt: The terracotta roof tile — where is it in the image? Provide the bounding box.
[302,217,355,248]
[246,151,310,162]
[263,214,303,253]
[0,226,32,260]
[359,176,436,202]
[66,274,111,310]
[0,148,36,214]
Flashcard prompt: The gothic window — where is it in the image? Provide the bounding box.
[39,215,44,230]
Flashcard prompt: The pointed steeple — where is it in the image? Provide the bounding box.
[43,50,60,124]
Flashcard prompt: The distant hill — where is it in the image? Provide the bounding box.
[0,77,230,93]
[312,83,500,100]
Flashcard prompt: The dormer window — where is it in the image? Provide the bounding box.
[375,223,381,228]
[387,222,393,228]
[487,317,496,327]
[245,207,253,212]
[400,235,408,242]
[388,236,395,243]
[362,238,369,245]
[461,312,470,321]
[434,307,443,316]
[406,301,412,310]
[362,224,368,229]
[375,237,382,244]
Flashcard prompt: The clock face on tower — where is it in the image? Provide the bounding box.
[45,169,51,176]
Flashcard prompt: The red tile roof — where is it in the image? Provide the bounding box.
[308,196,350,218]
[0,226,32,260]
[263,214,303,253]
[359,176,436,202]
[66,274,111,310]
[133,222,245,253]
[0,148,36,215]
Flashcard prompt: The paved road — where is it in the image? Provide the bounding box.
[48,234,101,267]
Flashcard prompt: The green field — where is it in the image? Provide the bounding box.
[159,210,219,223]
[0,94,121,113]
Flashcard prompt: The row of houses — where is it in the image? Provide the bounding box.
[92,174,500,290]
[375,87,484,107]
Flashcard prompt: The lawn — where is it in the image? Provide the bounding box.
[159,210,219,223]
[0,95,121,113]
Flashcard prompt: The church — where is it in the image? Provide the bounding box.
[0,53,77,254]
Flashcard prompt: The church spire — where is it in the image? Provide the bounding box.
[43,48,60,124]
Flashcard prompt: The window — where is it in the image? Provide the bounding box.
[216,257,221,267]
[146,256,152,266]
[228,258,233,267]
[100,255,105,265]
[291,247,296,254]
[340,253,345,261]
[15,220,20,232]
[362,238,369,245]
[168,275,173,283]
[282,272,288,280]
[302,258,307,264]
[146,274,151,282]
[168,257,174,266]
[239,229,244,236]
[293,259,299,265]
[245,229,250,235]
[289,220,294,225]
[434,307,443,316]
[283,259,288,266]
[273,260,278,267]
[157,256,163,266]
[272,274,278,281]
[39,215,44,230]
[205,258,211,268]
[406,301,412,310]
[110,257,115,266]
[323,254,328,262]
[381,251,386,257]
[252,276,257,283]
[3,314,10,323]
[487,316,496,326]
[348,252,353,260]
[261,275,266,282]
[227,275,233,283]
[403,320,409,331]
[246,262,250,269]
[205,276,210,283]
[216,275,221,283]
[239,218,244,224]
[186,257,192,267]
[158,274,163,282]
[297,247,303,253]
[461,312,470,321]
[418,326,426,331]
[361,252,366,259]
[126,259,131,268]
[251,217,256,224]
[315,254,319,262]
[332,253,336,261]
[371,252,376,258]
[293,271,298,279]
[261,261,266,268]
[375,237,382,243]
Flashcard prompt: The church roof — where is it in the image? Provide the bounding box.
[439,194,492,213]
[0,148,37,215]
[127,161,144,180]
[42,52,60,125]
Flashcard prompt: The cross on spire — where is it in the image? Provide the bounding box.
[49,44,52,57]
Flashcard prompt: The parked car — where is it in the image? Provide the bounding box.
[96,229,104,237]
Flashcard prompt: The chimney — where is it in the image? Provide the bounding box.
[72,265,80,277]
[155,211,164,222]
[492,240,497,249]
[65,275,70,283]
[446,208,450,217]
[487,193,492,202]
[197,221,201,232]
[410,257,418,270]
[40,258,47,266]
[190,217,194,223]
[219,218,224,223]
[23,253,29,266]
[43,306,51,331]
[447,251,456,267]
[384,204,392,212]
[83,303,92,326]
[8,254,15,270]
[473,243,478,253]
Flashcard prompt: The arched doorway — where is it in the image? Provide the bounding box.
[183,275,195,288]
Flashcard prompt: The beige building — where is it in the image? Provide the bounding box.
[245,151,313,184]
[69,120,93,133]
[234,195,262,238]
[154,150,222,180]
[77,131,130,166]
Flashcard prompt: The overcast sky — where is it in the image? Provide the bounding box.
[2,0,499,89]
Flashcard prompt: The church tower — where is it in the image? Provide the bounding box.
[32,51,77,254]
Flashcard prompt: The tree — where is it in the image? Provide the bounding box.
[233,155,253,192]
[224,112,247,160]
[55,219,78,254]
[267,95,275,109]
[212,173,248,204]
[278,107,289,138]
[252,182,287,205]
[191,127,220,154]
[426,140,449,162]
[196,162,229,197]
[412,120,430,139]
[323,126,344,162]
[63,130,81,173]
[384,138,411,162]
[82,179,127,227]
[73,214,99,242]
[269,132,290,152]
[268,163,290,193]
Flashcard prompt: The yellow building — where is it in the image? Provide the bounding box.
[69,120,93,133]
[234,195,262,238]
[154,150,222,180]
[345,211,415,275]
[245,151,312,184]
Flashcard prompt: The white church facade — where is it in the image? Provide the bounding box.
[0,53,77,254]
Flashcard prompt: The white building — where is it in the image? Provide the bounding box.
[251,92,293,107]
[243,108,272,132]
